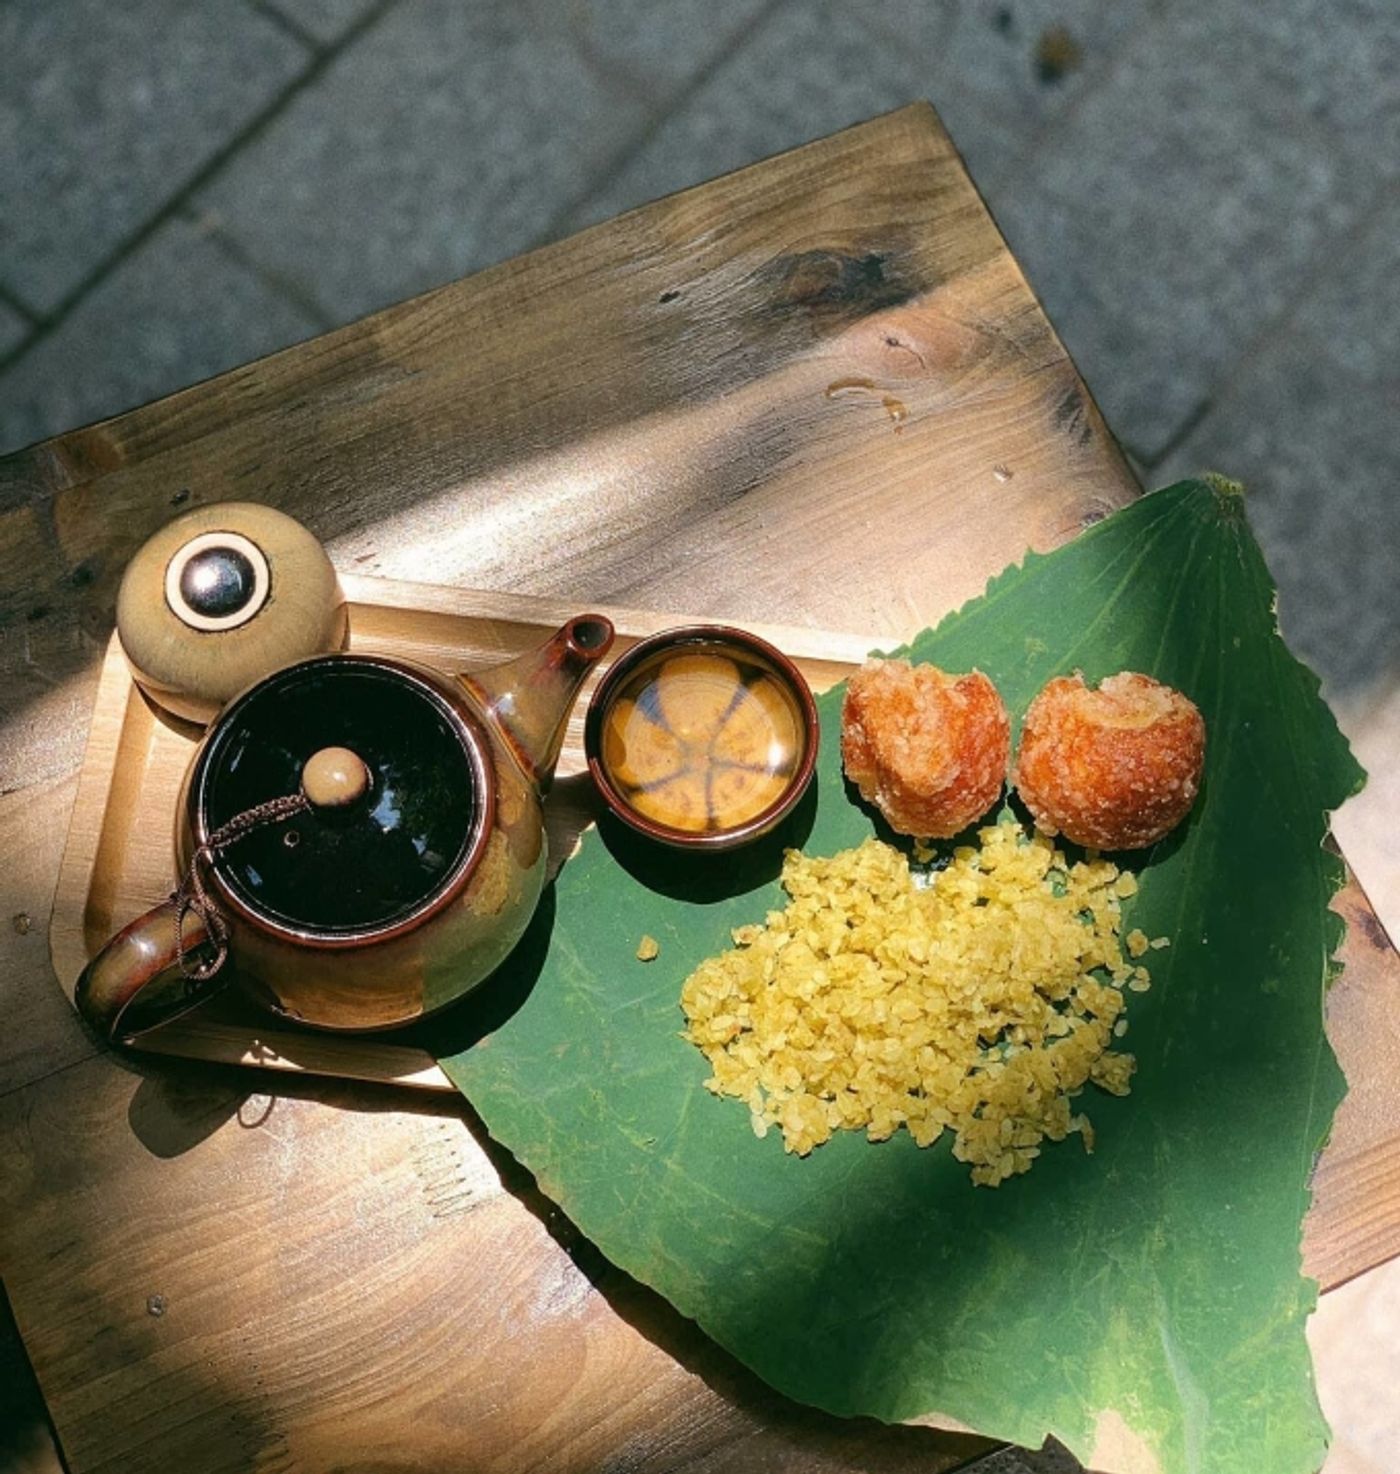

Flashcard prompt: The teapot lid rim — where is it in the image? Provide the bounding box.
[189,653,497,949]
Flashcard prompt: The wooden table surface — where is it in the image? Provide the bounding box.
[2,105,1397,1474]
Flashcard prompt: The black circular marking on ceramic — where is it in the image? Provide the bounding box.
[197,661,478,934]
[178,545,257,619]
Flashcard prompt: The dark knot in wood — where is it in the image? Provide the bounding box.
[763,247,916,329]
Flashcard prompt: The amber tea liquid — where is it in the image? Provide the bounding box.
[600,646,804,833]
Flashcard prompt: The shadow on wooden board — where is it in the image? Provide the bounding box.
[0,1282,65,1474]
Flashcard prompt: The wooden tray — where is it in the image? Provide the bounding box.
[49,573,873,1093]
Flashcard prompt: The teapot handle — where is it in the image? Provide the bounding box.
[75,900,228,1044]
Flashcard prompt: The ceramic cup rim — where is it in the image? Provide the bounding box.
[583,624,819,851]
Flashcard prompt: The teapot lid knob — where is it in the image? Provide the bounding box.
[301,746,371,809]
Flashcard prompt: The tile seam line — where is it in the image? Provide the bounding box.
[0,1050,100,1106]
[1141,183,1400,471]
[0,0,404,380]
[0,1282,72,1474]
[552,0,669,111]
[247,0,327,55]
[0,282,40,327]
[208,0,764,327]
[529,0,792,250]
[177,204,337,334]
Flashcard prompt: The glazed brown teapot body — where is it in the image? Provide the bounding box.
[78,612,614,1041]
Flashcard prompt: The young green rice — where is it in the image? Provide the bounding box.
[680,819,1164,1186]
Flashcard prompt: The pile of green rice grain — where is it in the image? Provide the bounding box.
[679,819,1168,1186]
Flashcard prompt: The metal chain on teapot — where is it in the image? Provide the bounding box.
[173,793,311,982]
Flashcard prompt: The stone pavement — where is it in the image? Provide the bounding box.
[1,3,1396,1471]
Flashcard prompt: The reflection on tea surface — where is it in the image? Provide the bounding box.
[600,644,804,834]
[201,662,476,933]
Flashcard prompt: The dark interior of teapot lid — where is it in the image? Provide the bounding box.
[198,659,478,935]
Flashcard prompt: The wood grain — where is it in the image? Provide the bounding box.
[0,1283,64,1474]
[0,1056,996,1474]
[0,104,1395,1474]
[0,774,98,1096]
[0,105,1132,803]
[1304,877,1400,1291]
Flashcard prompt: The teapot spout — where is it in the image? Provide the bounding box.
[461,615,615,790]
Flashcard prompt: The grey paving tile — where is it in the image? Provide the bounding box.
[1155,198,1400,699]
[851,0,959,49]
[559,0,775,99]
[261,0,380,46]
[0,217,318,457]
[563,0,949,232]
[199,1,646,326]
[993,3,1365,460]
[874,0,1154,139]
[0,1,308,315]
[1200,0,1400,174]
[915,0,1159,196]
[857,2,1027,203]
[925,84,1038,207]
[0,300,30,359]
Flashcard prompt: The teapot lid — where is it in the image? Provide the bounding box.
[192,656,491,939]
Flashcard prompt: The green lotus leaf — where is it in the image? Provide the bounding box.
[436,479,1364,1474]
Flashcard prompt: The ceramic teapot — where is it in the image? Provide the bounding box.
[77,505,613,1041]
